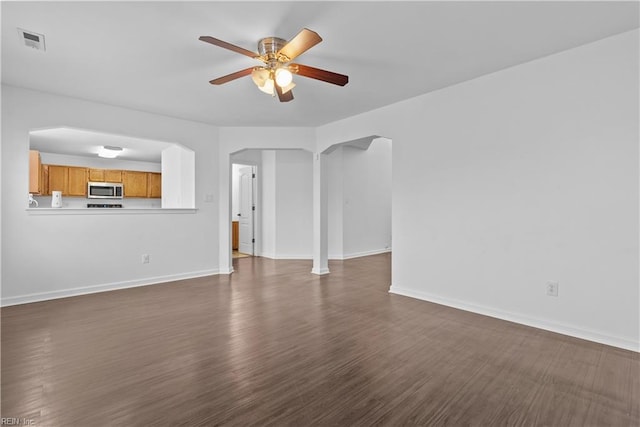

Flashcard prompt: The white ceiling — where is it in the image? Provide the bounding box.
[29,127,171,163]
[2,1,639,129]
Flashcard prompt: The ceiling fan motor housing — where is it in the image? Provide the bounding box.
[258,37,289,63]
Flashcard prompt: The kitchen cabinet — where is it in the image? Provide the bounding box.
[123,171,147,197]
[41,165,49,195]
[68,167,87,196]
[48,165,67,195]
[41,164,157,198]
[48,165,87,196]
[89,169,122,183]
[88,168,105,182]
[29,150,42,194]
[105,169,122,183]
[147,172,161,198]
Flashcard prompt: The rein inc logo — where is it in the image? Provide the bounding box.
[1,419,35,426]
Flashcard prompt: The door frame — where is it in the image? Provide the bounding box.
[231,162,259,257]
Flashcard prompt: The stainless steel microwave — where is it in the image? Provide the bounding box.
[88,182,123,199]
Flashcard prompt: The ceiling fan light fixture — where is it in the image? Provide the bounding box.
[275,68,293,87]
[251,68,269,86]
[258,78,274,95]
[252,68,275,95]
[201,28,348,102]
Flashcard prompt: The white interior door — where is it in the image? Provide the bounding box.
[238,166,254,254]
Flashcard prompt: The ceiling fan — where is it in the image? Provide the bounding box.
[199,28,348,102]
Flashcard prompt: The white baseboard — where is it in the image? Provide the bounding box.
[259,253,313,260]
[1,269,220,307]
[311,267,331,275]
[259,248,392,261]
[389,285,639,353]
[330,247,391,260]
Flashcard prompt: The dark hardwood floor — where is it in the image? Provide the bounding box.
[2,253,638,426]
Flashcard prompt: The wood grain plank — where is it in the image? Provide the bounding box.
[2,254,638,426]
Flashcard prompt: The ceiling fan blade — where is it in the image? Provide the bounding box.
[278,28,322,61]
[199,36,258,59]
[209,67,254,85]
[292,64,349,86]
[275,84,294,102]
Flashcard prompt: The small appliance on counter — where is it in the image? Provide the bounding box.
[51,191,62,208]
[87,203,123,208]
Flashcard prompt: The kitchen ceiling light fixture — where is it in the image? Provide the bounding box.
[98,145,123,158]
[199,28,349,102]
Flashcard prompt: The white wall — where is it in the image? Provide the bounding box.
[327,147,344,258]
[318,30,640,351]
[259,150,313,259]
[327,139,392,259]
[275,150,313,259]
[261,151,277,258]
[1,85,219,305]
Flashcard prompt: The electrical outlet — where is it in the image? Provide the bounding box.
[546,281,559,297]
[142,254,150,264]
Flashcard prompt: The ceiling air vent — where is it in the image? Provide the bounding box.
[17,28,46,51]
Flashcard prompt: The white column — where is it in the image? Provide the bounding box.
[312,152,330,275]
[161,145,195,209]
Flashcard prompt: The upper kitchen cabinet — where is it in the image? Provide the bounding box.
[68,167,87,196]
[88,168,103,182]
[88,169,123,183]
[48,165,87,196]
[147,172,161,198]
[29,150,42,194]
[123,171,147,198]
[104,169,122,183]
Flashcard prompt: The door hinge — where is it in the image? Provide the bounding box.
[252,206,255,211]
[252,173,256,178]
[252,238,255,243]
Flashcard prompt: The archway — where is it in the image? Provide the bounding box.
[312,135,392,275]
